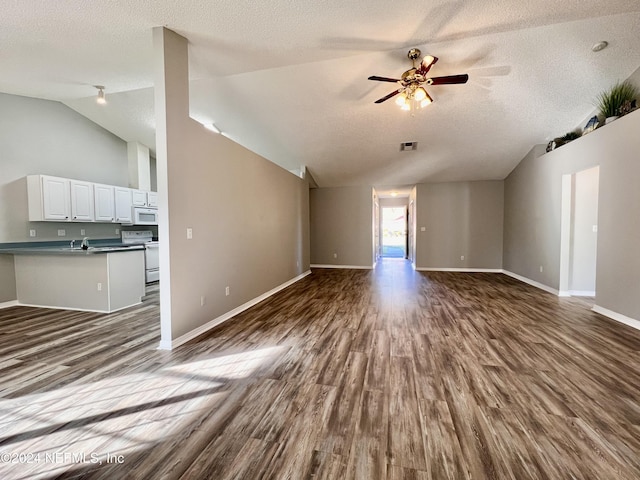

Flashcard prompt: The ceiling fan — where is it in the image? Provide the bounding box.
[368,48,468,110]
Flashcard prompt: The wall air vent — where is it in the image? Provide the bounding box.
[400,142,418,151]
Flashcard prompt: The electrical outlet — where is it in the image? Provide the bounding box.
[420,226,426,232]
[97,283,102,291]
[80,229,86,235]
[225,286,230,296]
[115,228,120,235]
[460,255,465,261]
[333,253,338,258]
[296,260,299,268]
[201,296,206,306]
[29,229,36,237]
[57,229,66,236]
[187,228,193,239]
[539,265,543,273]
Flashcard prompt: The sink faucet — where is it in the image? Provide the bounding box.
[70,239,75,248]
[81,237,90,250]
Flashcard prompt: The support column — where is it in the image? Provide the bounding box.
[127,142,151,191]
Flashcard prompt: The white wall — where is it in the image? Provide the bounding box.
[153,28,310,347]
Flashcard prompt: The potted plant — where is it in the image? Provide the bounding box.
[595,80,639,124]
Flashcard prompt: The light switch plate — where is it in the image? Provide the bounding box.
[187,228,193,239]
[29,229,36,237]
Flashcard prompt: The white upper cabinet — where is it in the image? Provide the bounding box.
[114,187,133,224]
[27,175,71,221]
[94,184,115,222]
[147,191,158,208]
[70,180,94,222]
[27,175,156,223]
[131,189,148,207]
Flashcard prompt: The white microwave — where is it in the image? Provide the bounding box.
[132,207,158,225]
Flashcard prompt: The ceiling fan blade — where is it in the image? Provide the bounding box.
[417,55,438,75]
[368,75,401,83]
[424,89,433,104]
[374,89,402,104]
[428,74,469,85]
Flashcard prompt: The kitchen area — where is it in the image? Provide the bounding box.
[0,174,160,313]
[0,94,160,313]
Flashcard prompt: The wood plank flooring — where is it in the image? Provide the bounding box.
[1,260,640,479]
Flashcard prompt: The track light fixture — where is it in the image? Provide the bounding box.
[95,85,106,105]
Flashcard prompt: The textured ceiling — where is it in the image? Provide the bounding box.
[3,1,640,188]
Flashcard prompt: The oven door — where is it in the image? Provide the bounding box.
[144,242,160,283]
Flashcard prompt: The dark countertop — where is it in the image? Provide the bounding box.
[0,245,145,255]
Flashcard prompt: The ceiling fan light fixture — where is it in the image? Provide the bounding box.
[414,87,427,102]
[395,92,407,106]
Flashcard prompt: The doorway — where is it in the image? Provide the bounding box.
[560,166,599,298]
[381,206,407,258]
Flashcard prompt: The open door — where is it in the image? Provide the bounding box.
[381,206,407,258]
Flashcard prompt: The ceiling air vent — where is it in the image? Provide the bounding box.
[400,142,418,151]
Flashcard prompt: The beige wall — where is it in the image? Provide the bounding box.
[309,186,374,267]
[415,181,504,270]
[154,28,310,346]
[0,255,16,303]
[504,108,640,320]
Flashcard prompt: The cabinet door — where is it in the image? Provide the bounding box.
[114,187,133,223]
[41,176,71,221]
[70,180,94,222]
[94,184,115,222]
[132,189,147,207]
[147,191,158,208]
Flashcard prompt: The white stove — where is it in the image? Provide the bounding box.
[122,231,159,283]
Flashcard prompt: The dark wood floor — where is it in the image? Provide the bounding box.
[1,260,640,479]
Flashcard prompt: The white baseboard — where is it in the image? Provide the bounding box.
[310,264,373,269]
[569,290,596,297]
[592,305,640,332]
[12,301,142,314]
[159,270,312,350]
[417,268,503,273]
[0,300,18,309]
[501,270,559,295]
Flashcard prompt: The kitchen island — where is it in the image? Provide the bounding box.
[3,246,145,313]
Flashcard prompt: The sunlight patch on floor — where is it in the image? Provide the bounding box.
[0,346,286,479]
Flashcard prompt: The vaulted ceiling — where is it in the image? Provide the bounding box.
[3,1,640,190]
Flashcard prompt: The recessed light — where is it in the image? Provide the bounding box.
[592,41,608,53]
